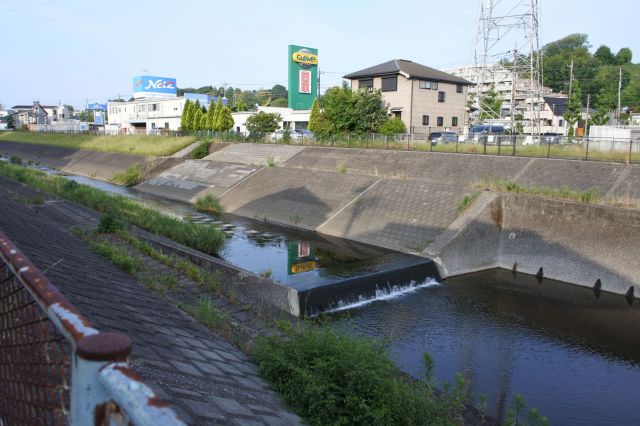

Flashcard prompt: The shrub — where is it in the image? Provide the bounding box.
[191,141,212,159]
[194,194,223,215]
[97,212,126,233]
[10,155,22,164]
[111,165,144,186]
[253,327,466,426]
[379,117,406,135]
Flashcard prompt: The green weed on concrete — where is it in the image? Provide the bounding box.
[111,165,144,186]
[191,141,212,159]
[194,194,223,215]
[478,178,602,204]
[0,162,225,255]
[457,192,480,213]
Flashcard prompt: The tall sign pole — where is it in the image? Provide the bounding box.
[287,45,319,110]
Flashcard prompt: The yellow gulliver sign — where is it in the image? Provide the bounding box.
[292,51,318,66]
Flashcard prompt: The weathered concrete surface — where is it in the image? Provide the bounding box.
[134,160,259,203]
[205,143,306,166]
[283,147,530,185]
[0,140,166,182]
[219,167,377,230]
[428,192,640,298]
[319,179,471,252]
[0,177,302,425]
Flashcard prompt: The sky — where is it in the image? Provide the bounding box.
[1,0,638,109]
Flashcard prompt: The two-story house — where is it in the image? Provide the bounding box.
[344,59,471,134]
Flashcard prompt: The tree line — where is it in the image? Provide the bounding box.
[177,84,289,111]
[180,99,234,132]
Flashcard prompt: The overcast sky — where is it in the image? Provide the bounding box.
[1,0,638,108]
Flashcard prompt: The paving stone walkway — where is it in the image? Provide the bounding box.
[0,177,302,426]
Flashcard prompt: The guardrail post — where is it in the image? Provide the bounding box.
[547,137,551,158]
[71,333,132,425]
[585,137,590,160]
[483,137,487,155]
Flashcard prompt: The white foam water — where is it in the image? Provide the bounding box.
[326,278,441,314]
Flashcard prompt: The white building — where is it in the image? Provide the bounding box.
[107,93,224,134]
[231,106,310,133]
[11,101,72,128]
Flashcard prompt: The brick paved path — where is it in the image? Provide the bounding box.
[0,177,302,425]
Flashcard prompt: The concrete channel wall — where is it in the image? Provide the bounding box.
[4,140,640,298]
[428,192,640,299]
[0,140,168,182]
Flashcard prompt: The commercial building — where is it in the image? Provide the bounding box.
[107,75,226,134]
[344,59,471,134]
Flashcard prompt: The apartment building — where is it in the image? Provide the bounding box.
[344,59,471,134]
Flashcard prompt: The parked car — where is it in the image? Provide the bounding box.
[428,131,458,145]
[467,125,508,145]
[272,129,314,141]
[541,132,562,144]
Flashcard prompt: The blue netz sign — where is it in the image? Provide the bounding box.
[87,103,107,111]
[133,75,177,98]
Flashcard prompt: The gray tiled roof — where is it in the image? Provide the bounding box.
[344,59,472,85]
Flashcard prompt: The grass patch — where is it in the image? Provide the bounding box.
[90,239,143,273]
[478,178,601,203]
[252,326,468,426]
[191,141,212,159]
[0,132,197,156]
[194,296,228,329]
[194,194,223,215]
[337,164,347,174]
[266,156,276,167]
[10,155,22,164]
[457,192,480,213]
[0,162,225,255]
[111,164,144,186]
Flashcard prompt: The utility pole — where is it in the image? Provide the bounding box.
[568,59,574,97]
[510,48,517,139]
[585,94,590,138]
[317,67,321,100]
[617,67,622,126]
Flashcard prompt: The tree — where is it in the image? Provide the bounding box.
[615,48,633,65]
[211,98,223,130]
[379,117,406,135]
[321,83,357,133]
[271,84,288,100]
[563,80,583,138]
[352,89,388,133]
[542,33,590,57]
[245,111,281,135]
[216,106,235,132]
[199,111,208,130]
[590,109,610,126]
[308,98,321,132]
[270,98,288,107]
[594,45,615,65]
[181,100,193,131]
[192,101,203,131]
[479,85,503,120]
[205,99,216,130]
[236,100,248,111]
[225,86,235,102]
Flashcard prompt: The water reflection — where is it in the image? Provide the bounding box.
[332,269,640,426]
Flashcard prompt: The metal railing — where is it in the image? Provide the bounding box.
[0,231,184,425]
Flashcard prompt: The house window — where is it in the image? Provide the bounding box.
[559,119,564,126]
[381,76,397,92]
[164,122,169,129]
[437,116,443,126]
[359,79,373,90]
[422,115,430,125]
[419,80,437,90]
[456,84,464,93]
[452,117,458,126]
[438,91,445,102]
[151,123,156,129]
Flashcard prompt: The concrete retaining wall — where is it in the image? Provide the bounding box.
[0,140,167,182]
[428,193,640,298]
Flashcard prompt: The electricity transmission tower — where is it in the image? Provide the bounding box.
[473,0,543,138]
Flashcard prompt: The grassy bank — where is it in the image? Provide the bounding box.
[0,162,225,254]
[477,178,602,203]
[0,132,197,156]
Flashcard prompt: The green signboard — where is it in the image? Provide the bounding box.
[288,44,318,110]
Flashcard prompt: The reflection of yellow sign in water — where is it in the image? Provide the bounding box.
[291,260,317,274]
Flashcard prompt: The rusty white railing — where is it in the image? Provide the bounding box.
[0,231,185,425]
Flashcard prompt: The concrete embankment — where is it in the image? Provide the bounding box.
[0,140,168,182]
[427,192,640,299]
[5,140,640,297]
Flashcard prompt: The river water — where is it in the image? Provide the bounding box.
[36,169,640,425]
[331,269,640,425]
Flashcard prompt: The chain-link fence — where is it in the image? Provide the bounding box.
[0,231,184,425]
[0,257,71,425]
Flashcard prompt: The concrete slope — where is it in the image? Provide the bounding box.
[204,143,305,166]
[284,147,530,185]
[0,140,165,182]
[319,179,472,252]
[219,167,377,230]
[134,160,259,203]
